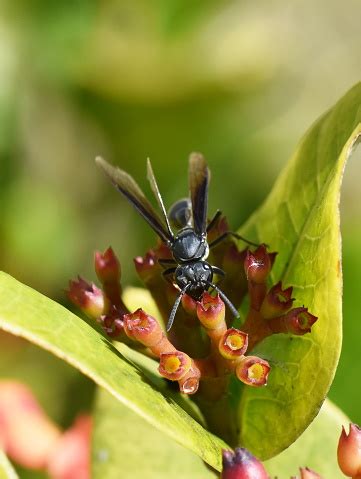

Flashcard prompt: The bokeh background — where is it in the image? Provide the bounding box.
[0,1,361,475]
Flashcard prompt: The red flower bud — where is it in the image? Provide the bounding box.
[67,277,107,319]
[94,247,121,284]
[219,328,248,360]
[133,250,159,283]
[181,294,198,316]
[221,447,268,479]
[260,281,294,319]
[269,307,317,335]
[197,292,225,330]
[244,245,272,284]
[158,351,192,381]
[337,423,361,477]
[235,356,270,387]
[299,467,323,478]
[286,307,317,334]
[94,247,124,307]
[99,312,125,339]
[123,309,163,348]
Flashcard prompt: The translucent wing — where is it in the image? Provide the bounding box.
[96,156,172,243]
[188,152,210,236]
[146,159,174,239]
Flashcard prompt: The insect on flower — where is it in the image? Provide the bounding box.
[96,153,257,331]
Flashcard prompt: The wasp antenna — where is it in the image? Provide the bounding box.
[166,285,190,331]
[206,282,240,319]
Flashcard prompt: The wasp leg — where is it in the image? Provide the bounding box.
[206,209,222,233]
[162,267,176,285]
[209,231,261,249]
[158,258,177,269]
[211,266,225,278]
[206,281,240,319]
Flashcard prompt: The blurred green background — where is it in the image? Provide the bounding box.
[0,0,361,467]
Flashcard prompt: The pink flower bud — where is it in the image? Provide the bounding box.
[158,351,192,381]
[221,447,268,478]
[244,245,272,284]
[197,292,226,330]
[260,281,294,319]
[219,328,248,360]
[123,309,163,348]
[67,277,106,319]
[337,423,361,477]
[0,381,61,469]
[235,356,270,387]
[94,247,121,284]
[47,415,92,479]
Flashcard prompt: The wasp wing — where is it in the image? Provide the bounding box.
[96,156,172,243]
[146,159,174,239]
[188,152,210,236]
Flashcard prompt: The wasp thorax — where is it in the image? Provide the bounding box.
[175,261,213,300]
[172,228,208,263]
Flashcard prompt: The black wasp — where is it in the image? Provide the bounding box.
[96,153,253,331]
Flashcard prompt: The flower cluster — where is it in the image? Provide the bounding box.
[67,215,318,401]
[242,244,317,350]
[67,247,130,342]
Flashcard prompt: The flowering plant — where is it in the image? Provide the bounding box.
[0,83,360,478]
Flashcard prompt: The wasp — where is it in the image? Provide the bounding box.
[96,153,255,331]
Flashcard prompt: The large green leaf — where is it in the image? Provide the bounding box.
[0,450,18,479]
[92,392,347,479]
[92,388,215,479]
[0,273,226,472]
[264,398,349,478]
[237,83,361,458]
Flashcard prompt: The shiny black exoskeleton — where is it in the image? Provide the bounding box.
[96,153,254,331]
[174,261,213,300]
[171,228,208,263]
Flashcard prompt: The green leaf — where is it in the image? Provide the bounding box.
[264,398,349,478]
[92,388,215,479]
[0,450,18,479]
[92,394,348,479]
[237,83,361,458]
[0,272,226,471]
